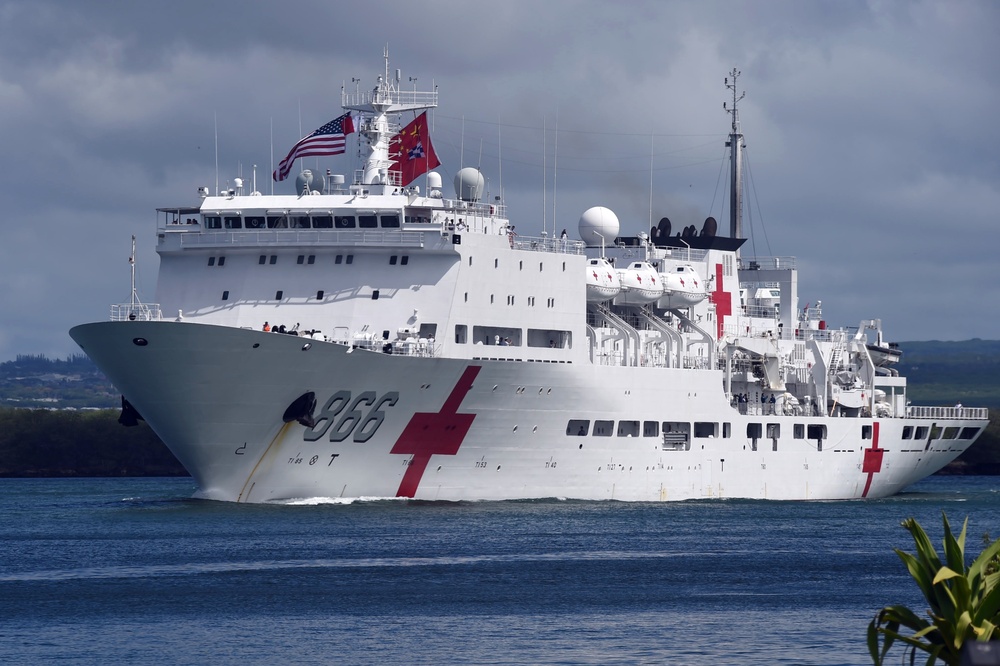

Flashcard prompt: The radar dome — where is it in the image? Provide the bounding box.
[454,168,485,202]
[296,169,316,194]
[578,206,620,247]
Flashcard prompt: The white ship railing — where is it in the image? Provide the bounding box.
[348,337,438,358]
[110,303,162,322]
[342,88,439,109]
[440,198,508,219]
[740,256,797,270]
[512,236,586,255]
[906,405,989,420]
[178,229,426,249]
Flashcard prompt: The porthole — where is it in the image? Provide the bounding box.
[301,343,312,351]
[132,338,148,346]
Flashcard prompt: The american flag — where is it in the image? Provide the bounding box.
[273,112,355,182]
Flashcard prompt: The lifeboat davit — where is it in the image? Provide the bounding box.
[658,264,708,308]
[614,261,663,305]
[585,258,622,302]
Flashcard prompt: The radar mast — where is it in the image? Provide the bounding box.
[724,68,745,241]
[342,47,438,187]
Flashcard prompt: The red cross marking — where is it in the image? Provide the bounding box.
[709,263,732,340]
[861,421,883,498]
[390,365,482,497]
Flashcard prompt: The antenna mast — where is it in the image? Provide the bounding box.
[724,68,745,240]
[128,235,140,311]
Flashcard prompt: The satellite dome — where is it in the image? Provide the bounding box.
[578,206,620,247]
[296,169,316,194]
[454,168,485,202]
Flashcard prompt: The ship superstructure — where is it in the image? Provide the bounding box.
[70,58,988,503]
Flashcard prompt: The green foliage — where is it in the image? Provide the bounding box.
[868,514,1000,665]
[0,407,187,477]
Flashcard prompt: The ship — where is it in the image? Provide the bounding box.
[70,56,988,503]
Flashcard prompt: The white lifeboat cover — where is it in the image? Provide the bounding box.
[659,264,707,308]
[585,258,622,302]
[614,261,663,304]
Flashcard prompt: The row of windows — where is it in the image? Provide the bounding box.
[473,256,567,272]
[566,420,734,439]
[902,425,980,440]
[203,213,402,230]
[454,326,571,348]
[211,254,414,267]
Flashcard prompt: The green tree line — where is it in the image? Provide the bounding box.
[0,408,187,477]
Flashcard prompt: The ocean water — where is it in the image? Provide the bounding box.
[0,476,998,665]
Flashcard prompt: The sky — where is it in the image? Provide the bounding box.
[0,0,997,362]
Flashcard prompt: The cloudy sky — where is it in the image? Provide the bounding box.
[1,0,997,362]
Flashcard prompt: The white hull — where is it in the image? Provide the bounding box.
[71,321,978,503]
[70,58,988,504]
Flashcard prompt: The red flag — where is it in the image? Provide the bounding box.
[390,112,440,186]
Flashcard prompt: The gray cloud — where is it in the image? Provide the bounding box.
[1,0,997,361]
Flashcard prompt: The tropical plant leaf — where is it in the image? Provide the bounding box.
[871,515,1000,665]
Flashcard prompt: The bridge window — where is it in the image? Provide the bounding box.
[258,255,266,265]
[224,216,242,229]
[380,214,400,228]
[643,421,659,437]
[862,425,873,439]
[694,422,718,438]
[390,255,397,265]
[269,255,277,265]
[455,325,467,344]
[245,216,265,229]
[617,421,639,437]
[567,419,589,436]
[960,427,981,440]
[359,215,377,229]
[902,426,914,439]
[266,215,286,229]
[275,290,283,300]
[335,215,356,229]
[208,257,215,266]
[316,290,324,300]
[312,215,333,228]
[915,426,929,439]
[204,216,222,229]
[307,255,315,265]
[593,420,613,437]
[221,290,229,301]
[943,427,959,439]
[794,424,804,439]
[767,423,780,450]
[808,425,826,450]
[372,290,379,300]
[289,215,309,228]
